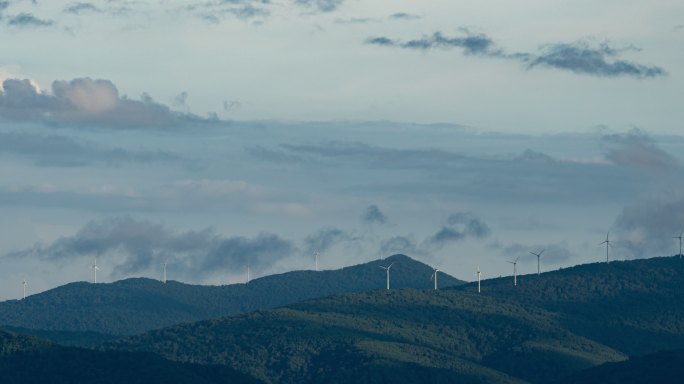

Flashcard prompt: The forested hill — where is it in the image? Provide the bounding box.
[0,254,463,337]
[109,255,684,384]
[0,328,260,384]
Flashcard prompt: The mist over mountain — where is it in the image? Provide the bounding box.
[0,254,463,341]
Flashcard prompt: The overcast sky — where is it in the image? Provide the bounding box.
[1,0,683,299]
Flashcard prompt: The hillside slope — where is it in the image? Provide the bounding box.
[0,328,260,384]
[0,254,463,338]
[109,256,684,384]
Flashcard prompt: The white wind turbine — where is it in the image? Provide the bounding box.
[378,263,394,290]
[246,263,251,284]
[22,278,27,300]
[674,231,683,258]
[163,261,167,284]
[90,260,100,283]
[600,232,612,263]
[314,251,320,271]
[507,256,521,286]
[530,249,544,276]
[476,267,481,293]
[431,268,440,290]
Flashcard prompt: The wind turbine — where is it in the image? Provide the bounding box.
[314,251,320,271]
[431,268,439,290]
[163,261,167,284]
[600,232,611,263]
[506,256,521,286]
[674,231,683,258]
[90,260,100,283]
[22,279,27,300]
[246,263,251,284]
[530,249,544,276]
[378,263,394,290]
[476,267,481,293]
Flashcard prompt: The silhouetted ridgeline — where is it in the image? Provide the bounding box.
[0,254,463,339]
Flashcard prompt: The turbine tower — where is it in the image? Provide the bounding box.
[506,256,521,286]
[90,260,100,283]
[431,268,439,290]
[476,267,481,293]
[674,231,683,258]
[22,279,27,300]
[600,232,611,263]
[314,251,320,271]
[246,263,251,284]
[530,249,544,276]
[163,261,167,284]
[378,263,394,290]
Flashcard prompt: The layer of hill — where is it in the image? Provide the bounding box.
[0,254,463,340]
[109,256,684,384]
[0,328,260,384]
[556,348,684,384]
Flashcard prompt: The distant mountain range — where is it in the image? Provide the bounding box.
[0,254,464,342]
[107,256,684,383]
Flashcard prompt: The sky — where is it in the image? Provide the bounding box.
[1,0,683,300]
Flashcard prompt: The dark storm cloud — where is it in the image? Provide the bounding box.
[612,199,684,259]
[6,12,54,27]
[367,30,665,78]
[295,0,344,13]
[0,131,179,167]
[528,41,666,78]
[0,78,214,129]
[601,130,680,170]
[8,216,296,278]
[303,227,353,254]
[362,204,387,224]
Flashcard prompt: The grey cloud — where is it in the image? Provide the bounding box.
[0,131,180,167]
[428,212,491,247]
[367,30,664,78]
[8,216,296,278]
[0,77,213,129]
[601,130,679,170]
[334,17,375,24]
[612,199,684,259]
[7,12,54,27]
[183,1,271,22]
[379,235,421,257]
[389,12,420,21]
[295,0,344,13]
[528,41,666,78]
[64,2,100,14]
[223,100,241,111]
[362,204,387,224]
[303,227,352,254]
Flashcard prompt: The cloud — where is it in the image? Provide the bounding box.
[601,130,679,170]
[0,77,213,129]
[361,204,387,224]
[528,41,666,78]
[427,212,491,247]
[379,235,421,257]
[0,131,180,167]
[223,100,241,111]
[366,30,507,57]
[63,2,100,14]
[181,1,271,22]
[490,242,574,264]
[388,12,420,21]
[6,12,54,27]
[612,198,684,259]
[294,0,344,13]
[8,216,296,278]
[303,227,352,254]
[366,30,665,78]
